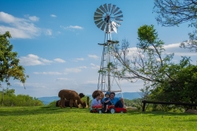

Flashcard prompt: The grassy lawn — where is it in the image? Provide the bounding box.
[0,106,196,131]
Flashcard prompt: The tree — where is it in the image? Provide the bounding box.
[154,0,197,52]
[114,25,197,107]
[0,31,27,86]
[114,25,174,89]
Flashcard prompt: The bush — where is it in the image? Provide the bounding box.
[0,88,44,106]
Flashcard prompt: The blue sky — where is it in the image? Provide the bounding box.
[0,0,197,97]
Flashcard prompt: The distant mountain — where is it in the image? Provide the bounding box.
[38,96,59,105]
[116,92,142,100]
[38,92,141,105]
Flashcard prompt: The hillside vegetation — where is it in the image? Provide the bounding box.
[0,88,43,106]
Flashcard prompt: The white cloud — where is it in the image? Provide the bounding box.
[64,68,82,74]
[125,43,197,59]
[79,66,87,69]
[33,72,62,75]
[88,54,99,59]
[54,58,66,63]
[19,54,53,66]
[164,43,197,56]
[50,14,57,18]
[164,43,180,49]
[56,78,69,81]
[84,80,97,84]
[90,63,100,69]
[74,58,84,62]
[45,29,52,36]
[0,12,40,39]
[63,66,87,74]
[40,58,53,64]
[22,82,46,88]
[68,25,83,29]
[28,16,39,22]
[60,25,83,30]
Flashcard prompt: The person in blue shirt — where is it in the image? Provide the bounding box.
[109,92,124,108]
[103,92,111,112]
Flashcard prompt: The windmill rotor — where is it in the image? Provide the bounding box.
[94,3,123,33]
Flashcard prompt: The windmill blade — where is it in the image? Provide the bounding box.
[114,14,123,22]
[94,19,103,25]
[115,14,123,19]
[114,17,123,22]
[97,21,105,28]
[113,7,120,14]
[94,12,103,18]
[114,10,122,16]
[108,4,112,13]
[96,8,104,14]
[101,23,106,31]
[111,5,116,14]
[94,16,102,22]
[99,5,107,13]
[103,4,108,12]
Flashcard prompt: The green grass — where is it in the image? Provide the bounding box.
[0,106,197,131]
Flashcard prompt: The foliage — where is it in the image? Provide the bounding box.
[124,98,144,110]
[0,106,197,131]
[114,25,173,89]
[150,58,197,105]
[0,88,43,106]
[124,99,134,107]
[0,31,27,86]
[154,0,197,52]
[47,101,57,107]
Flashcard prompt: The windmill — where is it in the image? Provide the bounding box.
[93,3,123,93]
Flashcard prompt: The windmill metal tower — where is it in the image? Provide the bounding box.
[93,3,123,92]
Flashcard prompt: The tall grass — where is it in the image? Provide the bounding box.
[0,106,196,131]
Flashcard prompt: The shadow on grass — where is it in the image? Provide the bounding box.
[0,106,90,116]
[126,109,196,116]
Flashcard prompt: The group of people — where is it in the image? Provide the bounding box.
[91,91,124,112]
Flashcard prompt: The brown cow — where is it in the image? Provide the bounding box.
[58,89,86,108]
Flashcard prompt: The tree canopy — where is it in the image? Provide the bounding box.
[154,0,197,52]
[0,31,27,86]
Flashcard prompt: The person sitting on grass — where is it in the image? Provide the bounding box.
[103,92,111,112]
[109,92,124,108]
[91,93,102,108]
